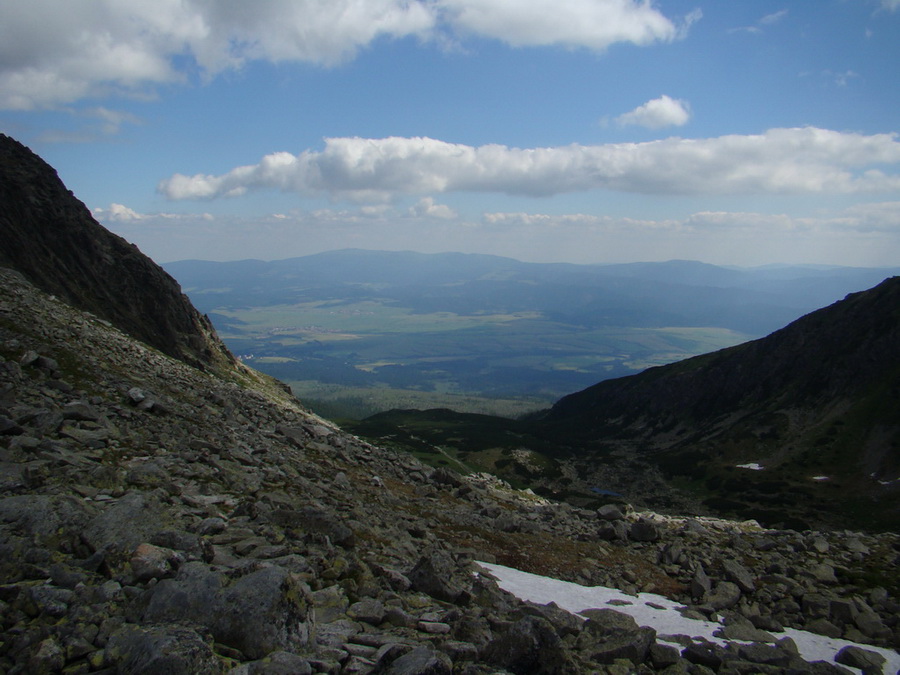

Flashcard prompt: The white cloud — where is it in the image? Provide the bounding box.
[92,203,213,223]
[881,0,900,11]
[0,0,691,110]
[729,9,788,34]
[159,128,900,201]
[93,203,145,222]
[409,197,458,219]
[615,95,691,129]
[438,0,687,50]
[484,203,900,236]
[759,9,788,25]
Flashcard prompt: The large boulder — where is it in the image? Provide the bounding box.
[481,615,579,674]
[576,608,656,666]
[144,562,313,659]
[407,551,467,604]
[104,624,223,675]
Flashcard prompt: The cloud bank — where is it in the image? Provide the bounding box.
[0,0,692,110]
[159,128,900,201]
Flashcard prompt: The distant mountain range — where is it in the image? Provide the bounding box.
[166,250,899,337]
[164,251,900,413]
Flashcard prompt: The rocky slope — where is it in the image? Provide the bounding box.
[3,264,900,674]
[1,136,898,673]
[0,134,232,372]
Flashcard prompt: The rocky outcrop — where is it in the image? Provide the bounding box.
[0,133,233,371]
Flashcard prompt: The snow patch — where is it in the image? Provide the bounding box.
[736,462,764,470]
[477,561,900,674]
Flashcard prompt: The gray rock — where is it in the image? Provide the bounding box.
[269,506,355,548]
[829,598,858,625]
[62,401,101,421]
[0,494,94,548]
[129,542,183,582]
[347,598,386,625]
[598,504,626,521]
[577,608,656,666]
[691,564,712,599]
[379,646,452,675]
[834,645,886,674]
[27,637,65,675]
[805,618,843,639]
[682,641,726,670]
[26,585,74,617]
[311,584,350,623]
[809,563,837,584]
[104,624,222,675]
[736,642,797,667]
[722,558,755,593]
[629,518,662,542]
[145,562,313,659]
[802,593,832,619]
[83,491,170,554]
[482,615,579,675]
[705,581,741,610]
[598,520,629,541]
[232,650,313,675]
[407,551,466,604]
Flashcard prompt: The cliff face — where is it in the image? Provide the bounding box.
[0,134,232,371]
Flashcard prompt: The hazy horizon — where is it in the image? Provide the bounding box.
[159,247,900,271]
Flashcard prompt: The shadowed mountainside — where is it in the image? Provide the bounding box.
[0,134,233,371]
[537,278,900,529]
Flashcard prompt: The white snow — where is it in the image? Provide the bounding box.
[812,475,831,482]
[736,462,764,470]
[477,561,900,674]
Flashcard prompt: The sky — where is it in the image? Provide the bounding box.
[2,0,900,267]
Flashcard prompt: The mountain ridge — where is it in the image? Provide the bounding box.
[0,134,233,372]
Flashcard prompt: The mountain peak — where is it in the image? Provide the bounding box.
[0,134,233,371]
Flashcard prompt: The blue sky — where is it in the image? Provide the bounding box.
[2,0,900,266]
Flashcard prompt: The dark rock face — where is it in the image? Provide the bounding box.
[543,275,900,530]
[0,133,233,371]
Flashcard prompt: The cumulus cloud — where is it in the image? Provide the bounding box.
[93,203,145,222]
[439,0,686,50]
[615,95,691,129]
[159,127,900,202]
[410,197,458,219]
[0,0,690,110]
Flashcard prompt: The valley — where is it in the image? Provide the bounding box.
[165,252,898,420]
